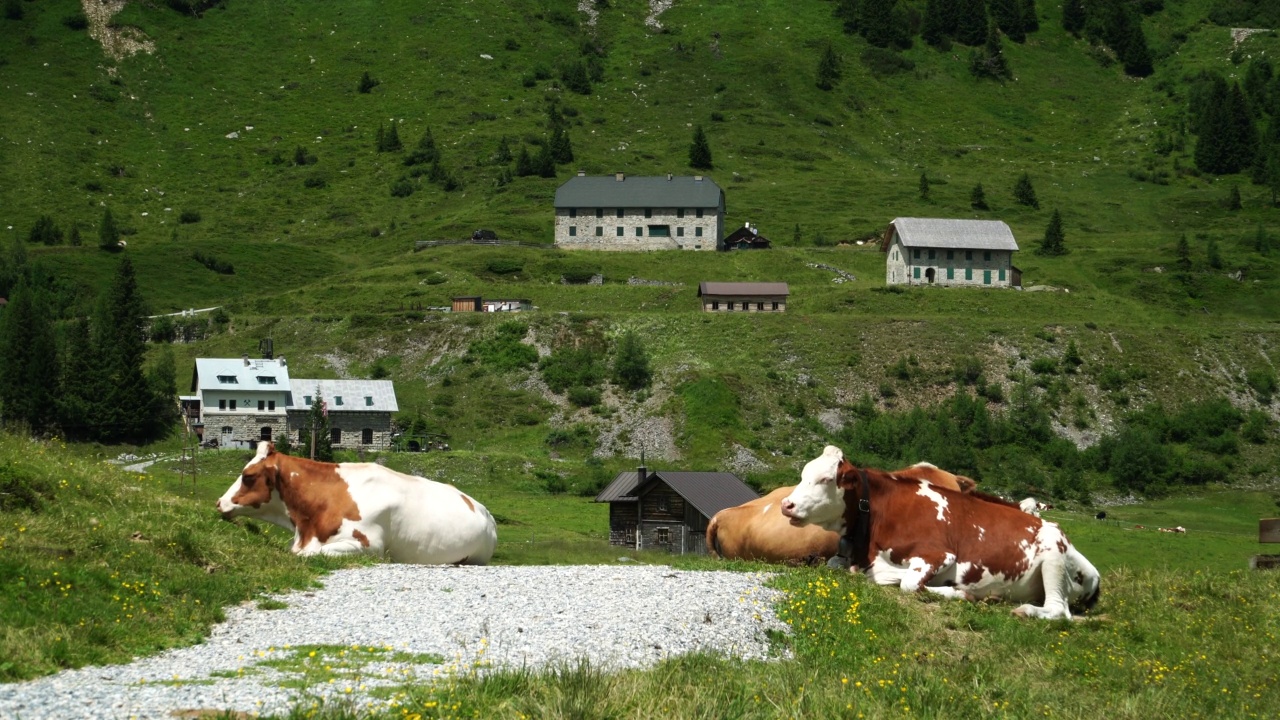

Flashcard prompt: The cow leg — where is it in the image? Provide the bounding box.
[891,552,971,601]
[1012,551,1073,620]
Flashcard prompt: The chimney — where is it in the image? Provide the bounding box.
[279,356,286,366]
[637,449,647,488]
[615,172,625,182]
[577,169,585,177]
[242,354,250,367]
[694,175,703,182]
[666,173,673,181]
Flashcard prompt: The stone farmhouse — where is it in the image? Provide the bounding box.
[595,464,759,554]
[697,282,789,312]
[189,356,398,451]
[882,217,1022,288]
[553,172,725,251]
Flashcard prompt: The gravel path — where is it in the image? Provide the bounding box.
[0,565,787,720]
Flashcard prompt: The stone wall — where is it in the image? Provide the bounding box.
[285,410,394,450]
[201,411,288,447]
[554,206,723,251]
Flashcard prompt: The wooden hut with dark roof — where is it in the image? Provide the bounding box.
[595,464,760,554]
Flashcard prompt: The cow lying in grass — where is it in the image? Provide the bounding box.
[216,442,497,565]
[781,446,1100,620]
[706,462,977,564]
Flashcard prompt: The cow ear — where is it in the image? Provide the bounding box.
[266,442,277,456]
[823,445,844,461]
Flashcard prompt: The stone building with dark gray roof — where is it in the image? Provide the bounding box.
[882,217,1022,288]
[595,464,759,554]
[553,172,725,251]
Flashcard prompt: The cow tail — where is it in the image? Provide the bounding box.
[706,515,722,558]
[1081,578,1101,612]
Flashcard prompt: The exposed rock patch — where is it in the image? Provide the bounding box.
[83,0,155,61]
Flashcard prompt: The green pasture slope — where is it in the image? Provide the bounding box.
[3,434,1279,719]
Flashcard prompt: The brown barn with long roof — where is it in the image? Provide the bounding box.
[697,282,789,312]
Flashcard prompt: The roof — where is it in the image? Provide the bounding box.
[724,227,769,245]
[698,282,789,297]
[287,379,399,413]
[193,357,290,393]
[554,175,723,209]
[883,217,1019,252]
[594,469,760,520]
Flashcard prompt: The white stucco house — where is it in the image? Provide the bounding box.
[882,217,1021,288]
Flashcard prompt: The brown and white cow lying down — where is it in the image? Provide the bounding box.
[216,442,497,565]
[706,462,978,564]
[781,446,1100,620]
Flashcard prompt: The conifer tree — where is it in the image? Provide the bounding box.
[921,0,954,47]
[378,123,402,153]
[515,146,536,177]
[858,0,908,49]
[954,0,988,46]
[1227,185,1242,211]
[1061,0,1085,35]
[816,43,842,90]
[28,215,62,246]
[919,172,931,200]
[357,71,380,94]
[1175,234,1192,271]
[1120,19,1153,77]
[1037,209,1066,256]
[970,19,1010,80]
[68,224,82,247]
[689,125,713,170]
[0,277,59,433]
[1225,83,1256,172]
[146,345,179,438]
[534,143,557,178]
[494,136,513,164]
[549,124,574,165]
[970,183,989,210]
[404,128,440,166]
[1020,0,1039,33]
[299,389,334,462]
[99,208,120,250]
[612,332,652,391]
[93,257,157,443]
[1063,339,1083,372]
[1206,237,1223,269]
[989,0,1024,43]
[1013,172,1040,209]
[57,317,101,440]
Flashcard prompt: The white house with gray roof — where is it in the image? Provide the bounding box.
[881,217,1021,288]
[553,172,725,251]
[190,357,398,451]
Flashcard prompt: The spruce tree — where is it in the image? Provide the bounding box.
[1013,172,1040,209]
[28,215,63,246]
[0,277,59,433]
[919,172,931,200]
[859,0,906,49]
[1227,185,1242,211]
[1061,0,1085,35]
[1225,83,1256,173]
[1206,237,1223,269]
[921,0,953,47]
[99,207,120,250]
[549,124,574,164]
[1037,209,1066,256]
[514,146,536,177]
[989,0,1024,43]
[1194,77,1232,174]
[357,71,380,94]
[612,332,652,391]
[534,143,557,178]
[495,136,512,164]
[1175,234,1192,270]
[57,317,101,440]
[689,125,713,170]
[954,0,988,46]
[68,224,82,247]
[93,257,156,443]
[970,21,1011,80]
[1120,19,1153,77]
[299,390,334,462]
[379,123,403,153]
[404,128,440,166]
[816,43,842,91]
[970,182,989,210]
[1020,0,1039,33]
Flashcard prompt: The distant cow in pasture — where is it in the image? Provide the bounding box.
[1157,526,1187,534]
[216,442,497,564]
[1018,498,1054,517]
[781,446,1100,620]
[1095,512,1108,520]
[706,462,979,564]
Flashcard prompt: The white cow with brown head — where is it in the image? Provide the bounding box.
[216,442,497,564]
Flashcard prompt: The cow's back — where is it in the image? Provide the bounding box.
[338,464,497,564]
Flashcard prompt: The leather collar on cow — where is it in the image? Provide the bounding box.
[829,465,872,570]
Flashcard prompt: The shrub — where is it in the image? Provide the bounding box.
[1246,367,1277,402]
[485,258,523,274]
[465,322,537,371]
[567,386,602,408]
[62,12,88,30]
[303,176,326,189]
[357,71,380,94]
[1030,357,1058,375]
[0,463,55,512]
[293,146,317,165]
[612,332,652,391]
[545,424,594,449]
[1097,366,1126,392]
[191,249,234,274]
[390,178,414,197]
[1242,410,1271,444]
[541,347,606,393]
[861,47,915,76]
[179,210,201,224]
[952,356,984,385]
[27,215,63,246]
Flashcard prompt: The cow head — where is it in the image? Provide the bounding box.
[781,445,850,532]
[215,441,292,527]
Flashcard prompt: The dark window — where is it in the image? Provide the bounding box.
[644,208,652,218]
[928,249,935,260]
[361,428,374,444]
[335,396,343,406]
[331,428,342,444]
[258,400,265,411]
[268,400,276,411]
[569,226,577,237]
[712,301,719,310]
[595,208,603,218]
[966,250,973,261]
[677,227,684,237]
[771,302,779,310]
[999,268,1006,282]
[648,225,670,237]
[677,208,685,218]
[229,400,237,410]
[914,267,920,279]
[617,226,624,236]
[696,208,704,218]
[304,396,312,406]
[656,527,670,544]
[947,268,954,280]
[913,249,921,260]
[216,375,238,384]
[595,226,603,236]
[695,227,703,237]
[365,396,373,406]
[569,208,577,218]
[728,301,735,310]
[260,426,272,441]
[616,208,624,218]
[636,227,643,237]
[966,268,973,280]
[298,429,306,444]
[946,250,954,260]
[219,399,226,410]
[757,302,764,310]
[984,251,992,261]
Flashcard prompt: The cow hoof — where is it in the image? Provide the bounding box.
[826,555,851,570]
[1011,606,1029,618]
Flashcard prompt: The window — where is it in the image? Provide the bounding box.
[617,226,624,236]
[965,250,973,261]
[757,302,764,311]
[648,225,670,237]
[258,400,265,411]
[257,376,277,385]
[335,396,343,406]
[984,251,992,261]
[616,208,624,218]
[928,249,935,260]
[304,396,312,406]
[712,301,719,310]
[636,227,644,237]
[677,208,685,218]
[946,250,954,260]
[965,268,973,280]
[365,396,373,407]
[914,267,921,279]
[260,426,272,441]
[644,208,652,218]
[216,375,238,384]
[298,429,306,444]
[595,208,603,218]
[595,226,603,236]
[984,270,991,285]
[229,400,237,410]
[219,399,227,410]
[362,428,374,445]
[569,226,577,237]
[999,268,1006,282]
[695,227,703,237]
[947,267,954,280]
[913,249,920,259]
[656,527,671,544]
[728,301,735,310]
[677,227,684,237]
[696,208,704,218]
[331,428,342,444]
[771,302,779,310]
[569,208,577,218]
[268,400,275,411]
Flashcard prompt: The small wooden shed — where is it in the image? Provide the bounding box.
[595,465,759,554]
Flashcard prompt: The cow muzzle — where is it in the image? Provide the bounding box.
[780,500,804,526]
